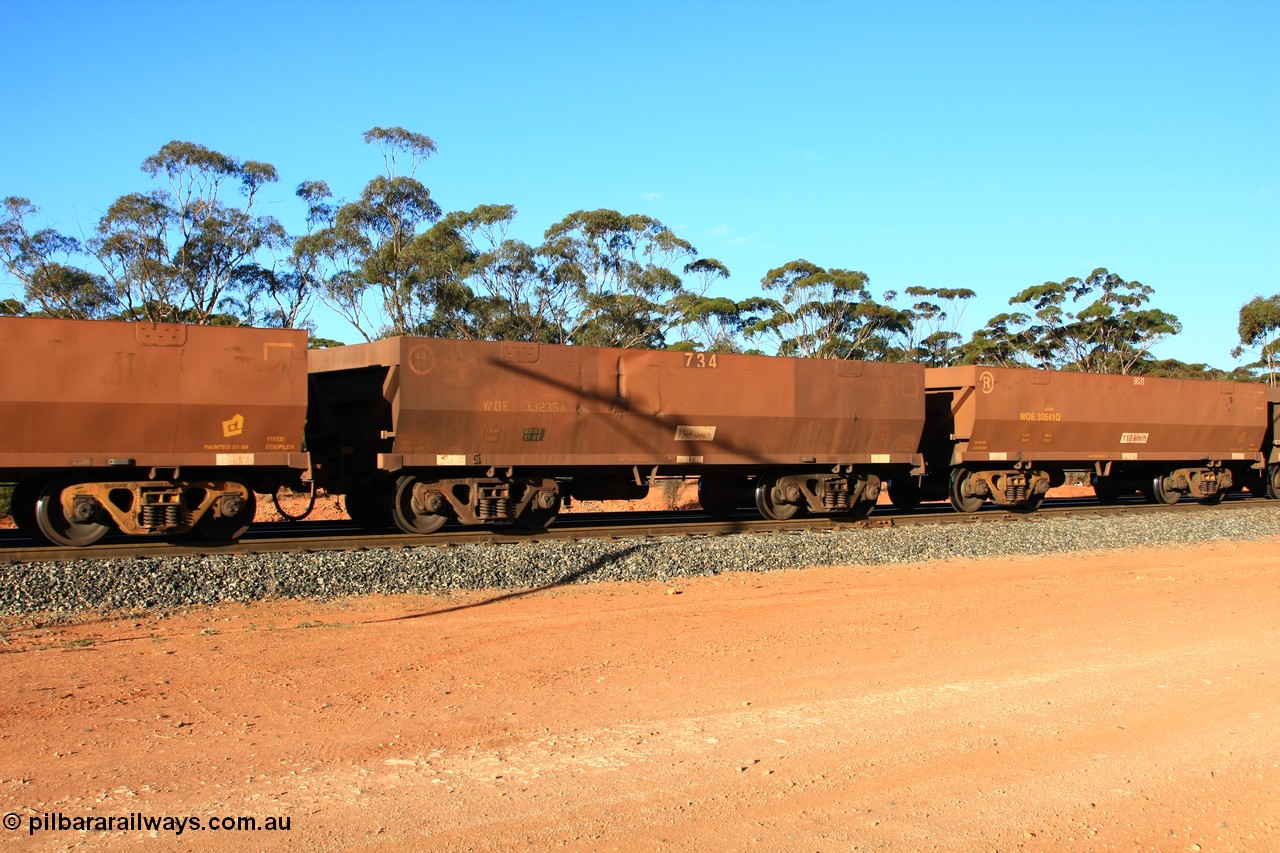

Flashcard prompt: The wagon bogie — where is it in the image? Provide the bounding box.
[17,473,262,545]
[754,470,882,520]
[390,472,562,532]
[946,466,1051,513]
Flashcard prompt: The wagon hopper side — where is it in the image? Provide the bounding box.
[912,366,1269,513]
[306,338,926,533]
[0,318,309,545]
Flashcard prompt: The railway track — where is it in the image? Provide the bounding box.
[1,491,1273,565]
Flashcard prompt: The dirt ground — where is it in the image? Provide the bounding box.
[2,534,1278,851]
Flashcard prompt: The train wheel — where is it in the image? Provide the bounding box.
[1150,472,1182,505]
[1091,475,1122,504]
[698,476,748,519]
[1268,465,1280,500]
[754,475,800,521]
[192,488,257,542]
[35,480,111,547]
[393,476,448,534]
[516,491,561,530]
[847,495,877,520]
[948,468,984,513]
[886,479,920,512]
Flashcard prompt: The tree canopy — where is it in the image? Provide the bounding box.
[0,131,1262,381]
[958,268,1182,375]
[1233,294,1280,385]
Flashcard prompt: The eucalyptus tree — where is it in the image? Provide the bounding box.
[900,285,976,366]
[1232,294,1280,385]
[960,268,1180,374]
[741,259,911,359]
[90,141,288,324]
[299,127,443,339]
[537,209,729,349]
[403,204,568,343]
[667,293,747,353]
[0,197,109,318]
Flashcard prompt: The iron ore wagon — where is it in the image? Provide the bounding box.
[304,337,927,533]
[892,365,1271,513]
[0,317,309,545]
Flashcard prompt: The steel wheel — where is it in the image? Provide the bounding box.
[847,495,877,520]
[393,476,448,534]
[35,480,111,547]
[516,490,561,530]
[948,468,984,513]
[1091,475,1122,504]
[192,488,256,542]
[754,475,800,521]
[1268,465,1280,501]
[1150,471,1182,505]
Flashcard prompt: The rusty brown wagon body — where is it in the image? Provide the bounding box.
[0,317,309,545]
[306,337,926,532]
[903,366,1270,512]
[1263,387,1280,499]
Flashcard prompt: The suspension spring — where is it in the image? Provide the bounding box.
[477,497,510,519]
[141,504,181,529]
[823,482,851,510]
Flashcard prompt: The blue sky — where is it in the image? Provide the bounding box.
[2,0,1276,367]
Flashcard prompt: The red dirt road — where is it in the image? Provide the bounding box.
[2,537,1279,851]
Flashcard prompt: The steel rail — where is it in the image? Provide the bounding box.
[1,492,1276,566]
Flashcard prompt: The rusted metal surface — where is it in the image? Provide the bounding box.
[916,366,1271,510]
[310,339,925,470]
[307,339,926,529]
[924,366,1268,467]
[0,317,309,472]
[0,317,309,543]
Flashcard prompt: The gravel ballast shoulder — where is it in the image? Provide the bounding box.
[3,506,1279,622]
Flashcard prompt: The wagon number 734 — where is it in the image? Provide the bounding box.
[684,353,718,368]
